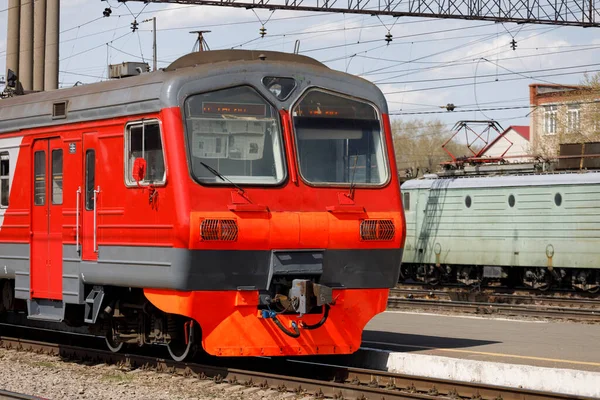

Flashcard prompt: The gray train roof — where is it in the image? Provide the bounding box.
[401,171,600,190]
[0,50,388,134]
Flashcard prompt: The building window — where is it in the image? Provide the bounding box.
[544,105,557,135]
[125,120,166,186]
[567,104,580,133]
[0,153,8,207]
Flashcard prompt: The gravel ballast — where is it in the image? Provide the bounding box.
[0,348,315,400]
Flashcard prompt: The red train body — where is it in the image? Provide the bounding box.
[0,50,405,358]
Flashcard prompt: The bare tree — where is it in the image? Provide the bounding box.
[391,118,477,179]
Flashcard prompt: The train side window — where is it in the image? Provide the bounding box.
[52,149,63,205]
[508,194,515,208]
[85,150,95,211]
[125,120,165,185]
[0,152,9,207]
[554,193,562,206]
[403,192,410,211]
[34,151,45,206]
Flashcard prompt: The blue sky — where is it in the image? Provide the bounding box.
[1,0,599,137]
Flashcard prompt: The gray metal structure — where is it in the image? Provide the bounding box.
[124,0,600,27]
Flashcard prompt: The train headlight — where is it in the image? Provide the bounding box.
[269,83,282,98]
[262,77,296,101]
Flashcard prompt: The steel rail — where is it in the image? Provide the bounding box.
[0,335,585,400]
[391,286,600,304]
[391,287,600,305]
[0,389,47,400]
[388,296,600,321]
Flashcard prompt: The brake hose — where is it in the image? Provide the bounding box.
[272,315,300,338]
[300,304,330,330]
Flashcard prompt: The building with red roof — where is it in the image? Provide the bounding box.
[480,125,532,162]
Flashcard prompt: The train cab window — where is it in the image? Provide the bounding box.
[292,89,388,186]
[85,150,95,211]
[34,151,45,206]
[184,86,285,185]
[52,149,63,205]
[403,192,410,211]
[0,153,9,207]
[125,120,166,185]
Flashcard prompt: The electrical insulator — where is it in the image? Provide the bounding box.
[510,38,517,50]
[103,7,112,17]
[259,26,267,38]
[131,20,139,32]
[385,31,393,45]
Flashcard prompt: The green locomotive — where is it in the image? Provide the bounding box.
[400,170,600,292]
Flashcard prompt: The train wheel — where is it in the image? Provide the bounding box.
[587,286,600,294]
[105,331,124,353]
[167,320,198,362]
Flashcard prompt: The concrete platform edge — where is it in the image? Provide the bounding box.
[355,348,600,398]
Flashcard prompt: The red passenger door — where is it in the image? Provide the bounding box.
[81,133,98,261]
[31,138,64,300]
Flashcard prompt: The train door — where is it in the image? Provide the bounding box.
[30,138,64,300]
[81,133,99,261]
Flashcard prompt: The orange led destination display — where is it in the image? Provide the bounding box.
[202,102,267,117]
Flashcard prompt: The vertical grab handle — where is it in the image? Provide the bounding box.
[93,186,100,253]
[76,186,81,255]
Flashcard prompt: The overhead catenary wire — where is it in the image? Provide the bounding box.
[368,25,561,82]
[383,68,600,95]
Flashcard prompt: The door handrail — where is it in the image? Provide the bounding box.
[93,186,100,253]
[76,186,81,255]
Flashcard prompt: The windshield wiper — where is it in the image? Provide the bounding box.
[347,152,359,200]
[200,162,246,196]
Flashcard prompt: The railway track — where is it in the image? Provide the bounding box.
[0,389,45,400]
[0,335,582,400]
[389,287,600,321]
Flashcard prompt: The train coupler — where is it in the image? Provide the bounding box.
[260,279,334,338]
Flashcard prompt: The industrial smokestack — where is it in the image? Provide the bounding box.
[6,0,21,81]
[18,0,33,91]
[44,0,59,91]
[33,0,47,91]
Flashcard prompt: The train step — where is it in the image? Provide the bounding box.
[27,299,65,322]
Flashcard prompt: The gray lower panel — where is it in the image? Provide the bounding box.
[0,243,30,279]
[63,245,84,304]
[15,271,30,300]
[79,245,403,291]
[0,243,31,300]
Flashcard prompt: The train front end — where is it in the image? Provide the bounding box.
[144,51,406,357]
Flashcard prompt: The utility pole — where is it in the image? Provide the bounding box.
[152,17,157,71]
[142,17,158,71]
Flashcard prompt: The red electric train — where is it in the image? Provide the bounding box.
[0,50,405,360]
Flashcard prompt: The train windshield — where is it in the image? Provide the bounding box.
[292,90,388,185]
[184,86,286,185]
